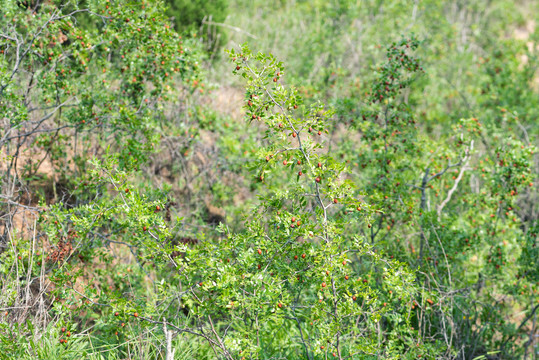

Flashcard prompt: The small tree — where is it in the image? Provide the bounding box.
[161,42,425,359]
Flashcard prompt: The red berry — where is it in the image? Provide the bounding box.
[115,312,119,316]
[322,282,327,288]
[257,249,262,255]
[315,177,321,183]
[301,253,306,258]
[236,65,240,70]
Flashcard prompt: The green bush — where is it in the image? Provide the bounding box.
[1,0,538,359]
[165,0,229,53]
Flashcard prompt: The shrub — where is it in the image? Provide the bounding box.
[165,0,229,54]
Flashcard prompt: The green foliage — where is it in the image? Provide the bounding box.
[1,0,539,359]
[164,0,229,52]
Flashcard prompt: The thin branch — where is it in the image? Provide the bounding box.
[202,20,258,39]
[437,141,473,220]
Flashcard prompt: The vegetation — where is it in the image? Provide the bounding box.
[164,0,228,53]
[0,0,537,359]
